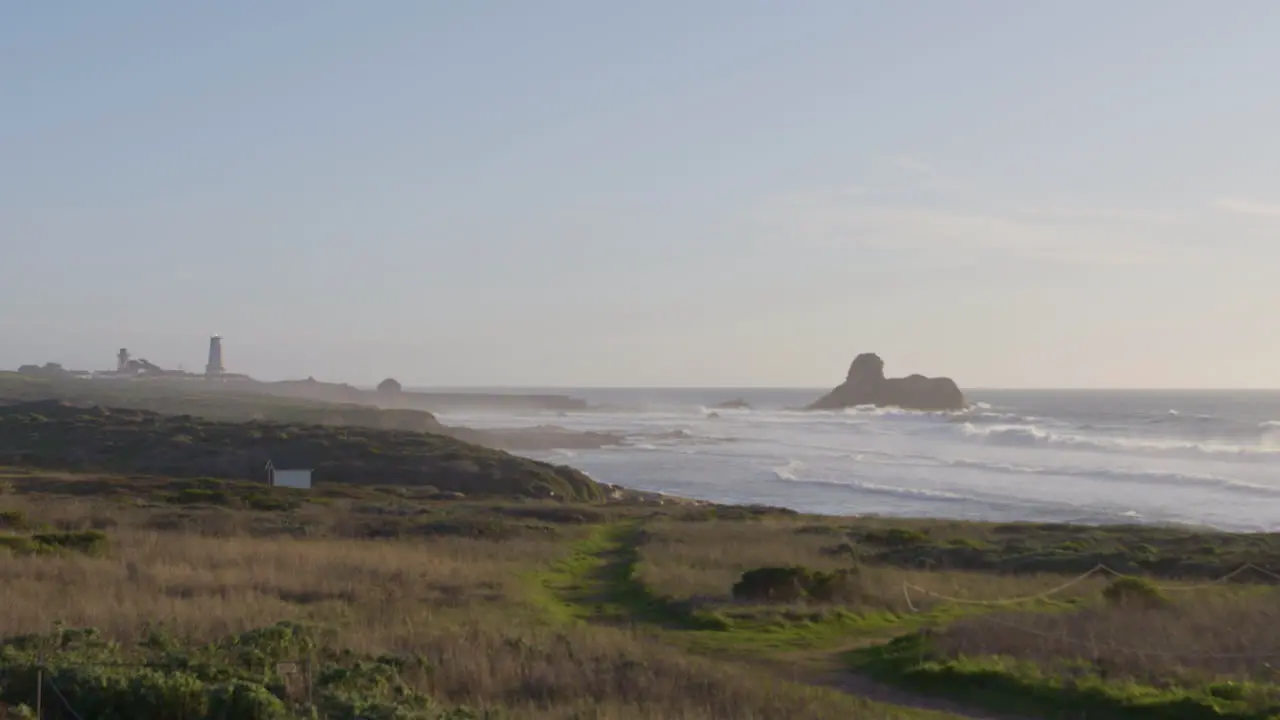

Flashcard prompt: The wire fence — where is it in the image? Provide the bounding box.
[900,561,1280,611]
[899,561,1280,662]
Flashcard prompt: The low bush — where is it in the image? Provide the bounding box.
[0,624,475,720]
[494,505,608,525]
[243,493,301,512]
[172,487,234,506]
[858,528,930,548]
[0,509,27,530]
[1102,576,1167,609]
[732,565,862,604]
[0,535,38,555]
[0,530,107,557]
[33,530,109,556]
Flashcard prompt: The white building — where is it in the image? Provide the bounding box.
[265,459,312,490]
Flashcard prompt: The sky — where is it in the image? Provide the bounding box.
[3,1,1279,389]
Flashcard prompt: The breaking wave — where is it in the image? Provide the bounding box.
[771,472,973,503]
[945,458,1280,496]
[958,422,1280,458]
[771,459,805,481]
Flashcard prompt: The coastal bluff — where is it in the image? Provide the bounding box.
[806,353,965,411]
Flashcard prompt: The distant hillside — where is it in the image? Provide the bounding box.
[0,372,445,429]
[239,377,589,412]
[0,373,621,451]
[0,400,604,501]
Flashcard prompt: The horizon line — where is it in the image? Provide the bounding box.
[401,384,1280,393]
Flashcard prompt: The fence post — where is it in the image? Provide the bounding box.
[35,656,43,720]
[304,654,314,707]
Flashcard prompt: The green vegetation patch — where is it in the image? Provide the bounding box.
[847,632,1280,720]
[732,565,863,603]
[533,525,950,657]
[0,624,486,719]
[844,519,1280,582]
[0,530,108,557]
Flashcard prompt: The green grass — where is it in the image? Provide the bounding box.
[840,518,1280,582]
[531,523,723,629]
[0,529,108,557]
[533,523,965,656]
[529,525,964,719]
[10,463,1280,719]
[846,632,1280,720]
[0,623,480,719]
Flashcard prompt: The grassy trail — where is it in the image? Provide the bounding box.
[534,522,1026,720]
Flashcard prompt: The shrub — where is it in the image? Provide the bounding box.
[0,531,109,557]
[495,505,607,525]
[0,623,472,719]
[206,680,290,719]
[807,568,861,602]
[1102,576,1167,610]
[173,487,233,506]
[733,567,810,602]
[0,509,28,530]
[35,530,109,556]
[795,524,844,536]
[818,542,858,558]
[732,565,862,604]
[0,535,38,555]
[946,537,990,550]
[861,527,929,548]
[243,493,301,512]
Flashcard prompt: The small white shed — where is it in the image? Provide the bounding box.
[265,459,312,490]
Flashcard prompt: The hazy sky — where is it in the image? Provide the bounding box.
[4,2,1279,388]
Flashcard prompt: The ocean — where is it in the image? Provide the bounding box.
[431,389,1280,532]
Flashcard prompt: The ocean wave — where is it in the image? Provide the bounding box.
[951,411,1042,425]
[771,473,973,503]
[771,459,805,481]
[946,458,1280,496]
[958,422,1280,458]
[622,428,743,446]
[833,447,1280,496]
[1145,409,1218,424]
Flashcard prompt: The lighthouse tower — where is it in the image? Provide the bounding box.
[205,335,225,376]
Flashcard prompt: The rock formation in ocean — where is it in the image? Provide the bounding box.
[806,353,964,411]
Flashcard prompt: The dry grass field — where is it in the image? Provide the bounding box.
[0,474,947,720]
[5,469,1280,719]
[635,518,1111,612]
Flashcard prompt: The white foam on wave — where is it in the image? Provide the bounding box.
[946,458,1280,495]
[1150,409,1216,424]
[959,422,1280,458]
[772,472,973,503]
[771,459,805,481]
[957,411,1042,425]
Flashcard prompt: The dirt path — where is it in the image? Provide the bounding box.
[540,524,1037,720]
[761,646,1036,720]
